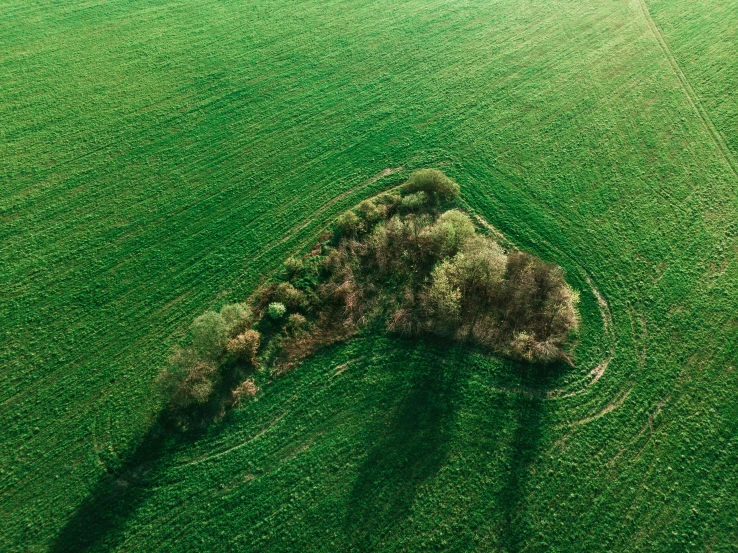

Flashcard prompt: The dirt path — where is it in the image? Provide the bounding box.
[175,410,289,468]
[573,386,633,426]
[635,0,738,180]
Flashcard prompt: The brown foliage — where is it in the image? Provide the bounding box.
[232,378,259,405]
[270,315,357,377]
[226,329,261,365]
[274,282,305,309]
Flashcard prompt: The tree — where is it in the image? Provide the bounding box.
[190,311,228,359]
[421,260,462,332]
[429,209,475,257]
[158,349,218,410]
[219,303,253,336]
[336,210,362,237]
[357,198,384,225]
[159,302,263,411]
[453,237,507,306]
[232,378,259,405]
[287,313,307,333]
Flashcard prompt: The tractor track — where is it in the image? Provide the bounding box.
[635,0,738,180]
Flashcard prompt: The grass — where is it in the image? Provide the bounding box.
[1,0,737,551]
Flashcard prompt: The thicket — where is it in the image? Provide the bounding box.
[157,303,259,415]
[160,169,579,413]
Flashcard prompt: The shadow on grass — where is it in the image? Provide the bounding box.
[49,362,248,553]
[343,343,467,551]
[497,371,546,553]
[49,414,172,553]
[342,348,552,552]
[51,345,555,553]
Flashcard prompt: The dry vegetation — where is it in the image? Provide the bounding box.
[160,170,579,415]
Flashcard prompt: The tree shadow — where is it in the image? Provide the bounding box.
[344,343,466,551]
[515,357,571,393]
[497,391,545,553]
[51,344,552,553]
[49,362,248,553]
[49,413,172,553]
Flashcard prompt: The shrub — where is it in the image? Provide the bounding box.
[366,223,390,271]
[357,199,383,225]
[274,282,305,309]
[268,302,287,320]
[332,275,361,315]
[386,307,419,337]
[232,378,259,405]
[226,329,261,365]
[376,191,401,205]
[402,169,460,202]
[376,191,402,217]
[287,313,307,332]
[509,331,537,362]
[508,332,562,363]
[190,311,228,359]
[400,191,429,211]
[284,256,303,277]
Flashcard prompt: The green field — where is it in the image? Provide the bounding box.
[2,0,738,551]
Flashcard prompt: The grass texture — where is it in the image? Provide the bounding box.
[1,0,737,551]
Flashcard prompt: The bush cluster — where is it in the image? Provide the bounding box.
[160,169,580,413]
[255,168,579,365]
[158,303,259,412]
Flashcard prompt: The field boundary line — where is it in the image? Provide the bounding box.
[635,0,738,180]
